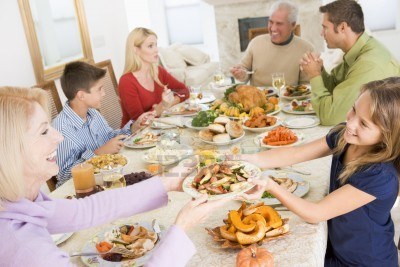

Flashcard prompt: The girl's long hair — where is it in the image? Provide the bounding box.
[333,77,400,184]
[123,27,163,86]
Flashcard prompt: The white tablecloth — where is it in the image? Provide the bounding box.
[50,104,341,266]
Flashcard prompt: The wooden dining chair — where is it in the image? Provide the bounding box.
[33,81,63,192]
[34,80,63,121]
[95,60,123,130]
[248,24,301,41]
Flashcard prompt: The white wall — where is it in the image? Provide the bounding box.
[0,0,129,100]
[84,0,129,78]
[0,0,37,87]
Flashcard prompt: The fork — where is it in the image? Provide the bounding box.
[70,246,135,257]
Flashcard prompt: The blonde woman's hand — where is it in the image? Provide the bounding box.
[175,194,232,232]
[161,87,174,107]
[161,156,199,192]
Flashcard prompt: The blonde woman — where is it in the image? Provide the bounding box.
[0,87,229,266]
[238,77,400,266]
[118,27,189,125]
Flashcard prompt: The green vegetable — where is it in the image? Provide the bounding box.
[293,106,306,112]
[191,110,218,127]
[262,191,275,198]
[133,138,141,143]
[223,84,238,99]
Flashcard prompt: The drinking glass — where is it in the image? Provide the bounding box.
[272,72,286,97]
[240,138,260,154]
[213,68,225,86]
[102,170,126,190]
[71,163,96,198]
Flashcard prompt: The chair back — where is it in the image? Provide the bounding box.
[95,60,123,129]
[249,24,301,41]
[34,80,63,120]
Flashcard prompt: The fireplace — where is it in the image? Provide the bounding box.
[238,16,269,51]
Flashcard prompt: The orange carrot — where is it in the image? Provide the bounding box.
[96,241,113,253]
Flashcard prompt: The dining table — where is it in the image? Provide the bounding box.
[51,91,399,266]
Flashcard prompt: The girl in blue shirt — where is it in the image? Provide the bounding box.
[240,77,400,266]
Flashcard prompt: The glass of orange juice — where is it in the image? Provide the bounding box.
[71,163,96,198]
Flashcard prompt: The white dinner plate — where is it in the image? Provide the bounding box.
[200,131,245,146]
[123,130,162,149]
[184,118,208,130]
[195,93,216,104]
[182,160,261,200]
[142,144,193,165]
[259,170,310,205]
[52,232,73,246]
[163,103,208,117]
[80,221,163,267]
[280,85,311,100]
[284,116,320,129]
[255,130,304,149]
[281,103,316,115]
[242,116,282,133]
[258,87,279,97]
[151,121,176,129]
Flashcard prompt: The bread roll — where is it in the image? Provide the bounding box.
[214,116,230,125]
[213,133,231,143]
[226,121,244,138]
[199,129,214,141]
[208,123,226,134]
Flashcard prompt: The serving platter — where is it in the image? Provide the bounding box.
[184,118,208,130]
[255,130,304,149]
[242,116,282,133]
[182,160,261,200]
[200,132,245,146]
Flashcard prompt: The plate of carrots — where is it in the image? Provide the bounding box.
[255,126,304,148]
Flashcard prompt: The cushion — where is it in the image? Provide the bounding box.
[168,68,186,83]
[185,62,218,86]
[158,47,187,69]
[174,44,210,66]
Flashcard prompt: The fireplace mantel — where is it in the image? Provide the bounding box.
[203,0,324,72]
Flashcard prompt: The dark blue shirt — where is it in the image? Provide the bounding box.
[325,127,398,266]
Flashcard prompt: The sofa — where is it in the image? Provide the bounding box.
[158,43,219,87]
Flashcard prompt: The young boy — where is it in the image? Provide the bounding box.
[53,61,152,187]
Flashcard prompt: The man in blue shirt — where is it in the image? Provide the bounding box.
[53,62,153,187]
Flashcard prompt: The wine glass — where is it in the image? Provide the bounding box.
[102,170,126,190]
[213,68,225,86]
[272,72,286,98]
